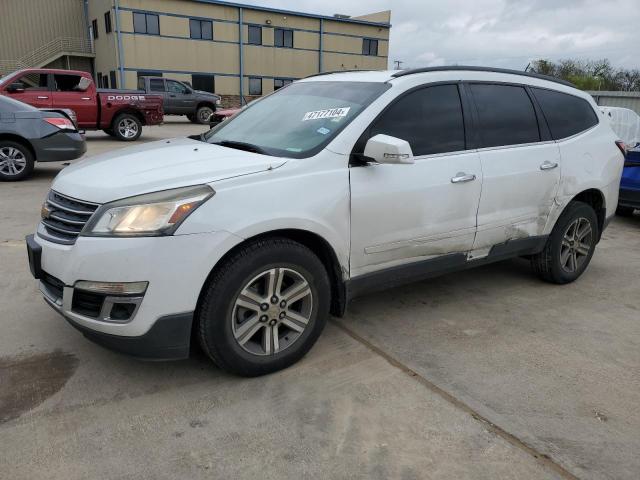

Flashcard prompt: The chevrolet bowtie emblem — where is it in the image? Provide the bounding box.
[41,204,51,220]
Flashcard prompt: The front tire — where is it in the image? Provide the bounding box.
[197,238,330,377]
[0,141,35,181]
[195,105,214,124]
[112,113,142,141]
[531,201,598,284]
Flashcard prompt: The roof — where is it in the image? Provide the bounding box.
[189,0,391,27]
[301,66,577,89]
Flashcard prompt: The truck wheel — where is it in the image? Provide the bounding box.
[113,113,142,141]
[195,105,214,124]
[102,128,115,137]
[0,141,35,181]
[197,238,330,377]
[531,201,598,284]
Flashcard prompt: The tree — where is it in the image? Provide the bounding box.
[529,58,640,91]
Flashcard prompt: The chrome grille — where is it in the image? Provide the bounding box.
[40,190,100,245]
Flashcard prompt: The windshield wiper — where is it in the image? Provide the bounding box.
[213,140,266,154]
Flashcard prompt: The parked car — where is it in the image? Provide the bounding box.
[26,67,624,376]
[600,107,640,215]
[0,68,163,141]
[0,95,85,181]
[208,107,240,126]
[137,76,220,124]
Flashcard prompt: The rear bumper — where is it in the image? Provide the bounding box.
[32,131,86,162]
[618,187,640,209]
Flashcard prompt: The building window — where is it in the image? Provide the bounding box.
[102,74,109,89]
[133,12,160,35]
[274,78,293,90]
[96,72,102,87]
[274,28,293,48]
[91,19,98,39]
[192,74,215,93]
[190,18,213,40]
[249,77,262,95]
[109,71,117,89]
[362,38,378,56]
[104,11,112,34]
[247,25,262,45]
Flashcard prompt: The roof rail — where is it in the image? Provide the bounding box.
[391,66,575,87]
[303,69,375,79]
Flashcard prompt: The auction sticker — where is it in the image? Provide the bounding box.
[302,107,350,121]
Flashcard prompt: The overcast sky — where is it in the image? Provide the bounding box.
[240,0,640,70]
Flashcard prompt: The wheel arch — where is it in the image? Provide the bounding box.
[195,228,348,330]
[570,188,606,240]
[0,134,36,160]
[196,101,216,111]
[110,108,145,128]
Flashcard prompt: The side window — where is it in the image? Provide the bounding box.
[370,84,466,156]
[248,25,262,45]
[15,73,49,91]
[531,88,598,140]
[149,78,165,92]
[470,84,540,148]
[53,74,84,92]
[167,80,188,94]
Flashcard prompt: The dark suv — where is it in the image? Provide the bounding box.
[137,76,221,124]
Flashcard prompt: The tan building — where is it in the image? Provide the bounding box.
[86,0,391,105]
[1,0,390,106]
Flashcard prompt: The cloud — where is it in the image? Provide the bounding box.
[239,0,640,70]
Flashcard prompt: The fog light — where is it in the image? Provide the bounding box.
[74,280,148,295]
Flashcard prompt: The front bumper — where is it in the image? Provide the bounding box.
[32,131,86,162]
[27,228,241,359]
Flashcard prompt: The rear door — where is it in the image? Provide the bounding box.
[165,80,196,114]
[350,83,482,276]
[51,73,96,127]
[468,83,561,252]
[4,71,52,108]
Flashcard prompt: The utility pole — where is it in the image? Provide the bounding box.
[394,60,404,70]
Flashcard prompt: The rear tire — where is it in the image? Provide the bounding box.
[531,201,598,284]
[197,238,330,377]
[0,140,35,181]
[112,113,142,141]
[616,205,635,217]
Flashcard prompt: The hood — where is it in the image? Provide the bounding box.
[52,137,286,203]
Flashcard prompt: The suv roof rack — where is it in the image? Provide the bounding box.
[303,69,375,79]
[391,66,575,87]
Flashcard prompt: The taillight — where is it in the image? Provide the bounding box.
[615,140,627,157]
[44,117,76,131]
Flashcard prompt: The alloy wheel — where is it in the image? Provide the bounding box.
[0,146,27,176]
[198,107,213,123]
[560,217,593,273]
[117,118,139,139]
[231,267,313,356]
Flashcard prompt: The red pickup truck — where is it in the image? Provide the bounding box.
[0,68,163,141]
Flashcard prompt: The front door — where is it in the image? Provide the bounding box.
[350,84,482,277]
[4,71,52,108]
[467,83,561,251]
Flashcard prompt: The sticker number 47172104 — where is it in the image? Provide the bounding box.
[302,107,351,121]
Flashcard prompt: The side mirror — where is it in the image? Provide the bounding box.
[7,82,25,93]
[363,134,414,164]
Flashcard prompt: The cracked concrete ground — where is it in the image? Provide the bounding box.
[1,119,638,479]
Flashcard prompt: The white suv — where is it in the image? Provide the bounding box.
[27,67,624,376]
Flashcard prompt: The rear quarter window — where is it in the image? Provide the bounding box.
[531,88,598,140]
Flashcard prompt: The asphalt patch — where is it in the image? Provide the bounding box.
[0,351,78,424]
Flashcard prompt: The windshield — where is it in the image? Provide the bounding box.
[204,81,390,158]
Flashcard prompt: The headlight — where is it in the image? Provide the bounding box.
[82,185,214,237]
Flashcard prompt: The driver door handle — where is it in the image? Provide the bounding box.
[451,173,476,184]
[540,161,559,170]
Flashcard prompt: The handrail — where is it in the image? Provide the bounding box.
[0,36,94,75]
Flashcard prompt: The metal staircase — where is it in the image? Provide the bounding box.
[0,36,94,76]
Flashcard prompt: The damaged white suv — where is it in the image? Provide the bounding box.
[27,67,624,376]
